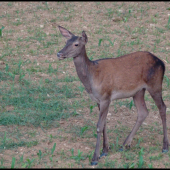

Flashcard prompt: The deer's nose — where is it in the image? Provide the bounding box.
[57,52,63,58]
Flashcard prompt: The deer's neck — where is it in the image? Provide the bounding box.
[73,46,92,93]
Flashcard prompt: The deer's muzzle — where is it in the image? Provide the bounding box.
[57,52,66,60]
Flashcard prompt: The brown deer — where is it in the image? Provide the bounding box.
[57,26,169,165]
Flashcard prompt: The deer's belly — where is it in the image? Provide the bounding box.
[111,85,146,100]
[88,83,147,103]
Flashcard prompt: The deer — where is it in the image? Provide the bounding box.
[57,26,169,165]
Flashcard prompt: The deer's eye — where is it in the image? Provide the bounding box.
[75,44,78,46]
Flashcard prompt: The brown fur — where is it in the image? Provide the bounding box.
[89,51,165,98]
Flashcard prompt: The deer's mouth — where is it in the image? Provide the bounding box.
[58,56,66,60]
[57,52,67,60]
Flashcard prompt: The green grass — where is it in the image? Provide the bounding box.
[0,77,79,127]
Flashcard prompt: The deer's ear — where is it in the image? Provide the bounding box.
[58,26,75,40]
[82,31,88,44]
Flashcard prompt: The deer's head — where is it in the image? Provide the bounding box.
[57,26,88,60]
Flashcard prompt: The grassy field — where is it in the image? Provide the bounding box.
[0,1,170,168]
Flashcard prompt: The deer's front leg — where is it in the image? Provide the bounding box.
[100,120,110,158]
[97,103,109,158]
[91,100,110,166]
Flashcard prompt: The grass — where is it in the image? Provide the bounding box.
[0,77,77,126]
[0,1,170,168]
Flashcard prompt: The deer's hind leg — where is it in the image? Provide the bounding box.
[148,89,169,152]
[122,88,148,148]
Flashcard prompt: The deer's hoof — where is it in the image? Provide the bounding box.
[118,147,124,152]
[91,161,98,166]
[99,152,108,158]
[162,149,168,153]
